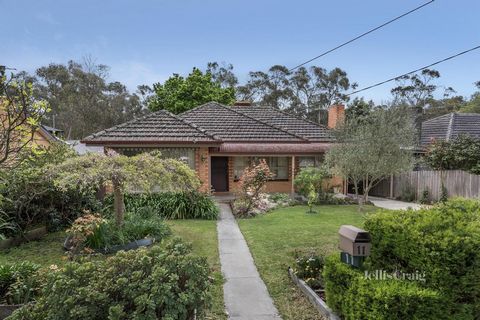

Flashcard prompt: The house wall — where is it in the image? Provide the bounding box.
[195,147,210,192]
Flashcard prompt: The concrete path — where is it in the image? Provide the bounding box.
[368,196,423,210]
[216,202,281,320]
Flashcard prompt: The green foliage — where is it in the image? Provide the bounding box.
[293,255,325,290]
[326,105,415,203]
[50,151,200,226]
[9,240,212,320]
[364,199,480,318]
[0,262,41,305]
[398,183,416,202]
[66,211,171,252]
[440,182,448,203]
[0,69,49,166]
[420,189,430,204]
[294,166,330,197]
[343,277,447,320]
[105,191,219,220]
[149,67,235,114]
[0,145,100,237]
[33,60,148,139]
[424,135,480,174]
[323,256,448,320]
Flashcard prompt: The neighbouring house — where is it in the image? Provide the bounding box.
[420,112,480,147]
[33,125,64,147]
[82,102,344,194]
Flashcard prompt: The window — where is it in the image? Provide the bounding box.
[267,157,289,180]
[298,155,323,169]
[233,156,289,181]
[234,157,249,181]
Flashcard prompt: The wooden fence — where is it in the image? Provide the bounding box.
[369,170,480,202]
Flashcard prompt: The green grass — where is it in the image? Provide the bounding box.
[238,205,377,320]
[0,221,226,319]
[166,220,226,320]
[0,231,68,266]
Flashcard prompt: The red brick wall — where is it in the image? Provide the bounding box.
[195,147,210,192]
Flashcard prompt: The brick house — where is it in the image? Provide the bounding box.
[82,102,344,194]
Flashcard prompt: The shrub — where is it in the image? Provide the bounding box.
[440,182,448,202]
[323,256,448,320]
[235,159,274,216]
[398,183,416,202]
[9,240,212,320]
[0,262,41,305]
[343,276,448,320]
[364,198,480,318]
[420,189,430,204]
[66,211,170,253]
[105,191,219,220]
[0,145,101,237]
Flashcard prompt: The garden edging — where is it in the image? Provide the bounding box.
[288,267,340,320]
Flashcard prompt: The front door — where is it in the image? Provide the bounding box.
[211,157,229,192]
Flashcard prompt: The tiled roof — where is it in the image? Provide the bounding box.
[82,109,219,144]
[420,113,480,146]
[180,102,309,142]
[82,102,335,145]
[230,105,334,141]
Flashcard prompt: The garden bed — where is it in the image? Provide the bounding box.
[288,268,339,320]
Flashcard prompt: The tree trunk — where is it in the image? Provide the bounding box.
[113,183,125,227]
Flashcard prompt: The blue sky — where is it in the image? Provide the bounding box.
[1,0,479,103]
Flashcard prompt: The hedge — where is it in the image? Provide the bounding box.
[323,256,448,320]
[9,240,212,320]
[364,198,480,318]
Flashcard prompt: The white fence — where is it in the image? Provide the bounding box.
[369,170,480,202]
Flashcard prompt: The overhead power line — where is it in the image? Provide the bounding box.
[289,0,435,71]
[346,44,480,96]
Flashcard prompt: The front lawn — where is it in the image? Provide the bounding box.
[238,205,377,320]
[0,220,226,319]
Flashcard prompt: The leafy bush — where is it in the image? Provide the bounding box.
[0,262,41,305]
[425,134,480,174]
[364,198,480,318]
[323,256,448,320]
[293,255,325,290]
[232,193,293,218]
[9,241,212,320]
[398,183,416,202]
[0,145,101,237]
[66,211,171,253]
[105,191,219,220]
[440,182,448,202]
[420,189,430,204]
[235,159,274,217]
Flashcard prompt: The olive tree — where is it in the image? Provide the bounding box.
[325,106,416,205]
[50,151,200,226]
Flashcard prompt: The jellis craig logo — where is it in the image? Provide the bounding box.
[364,270,426,282]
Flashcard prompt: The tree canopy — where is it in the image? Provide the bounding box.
[0,69,49,167]
[148,67,236,114]
[325,106,416,203]
[50,151,200,226]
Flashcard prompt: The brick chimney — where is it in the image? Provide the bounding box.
[233,101,252,107]
[328,104,345,129]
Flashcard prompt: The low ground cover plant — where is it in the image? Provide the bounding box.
[293,254,325,290]
[324,198,480,319]
[66,210,170,254]
[0,262,41,305]
[9,240,212,320]
[108,191,219,220]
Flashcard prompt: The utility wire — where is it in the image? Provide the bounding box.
[346,44,480,96]
[289,0,435,71]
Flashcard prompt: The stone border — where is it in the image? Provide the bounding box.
[0,304,24,320]
[288,267,340,320]
[63,236,155,254]
[0,226,47,250]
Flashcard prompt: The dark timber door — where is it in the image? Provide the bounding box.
[211,157,229,192]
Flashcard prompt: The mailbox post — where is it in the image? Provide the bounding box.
[338,225,371,268]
